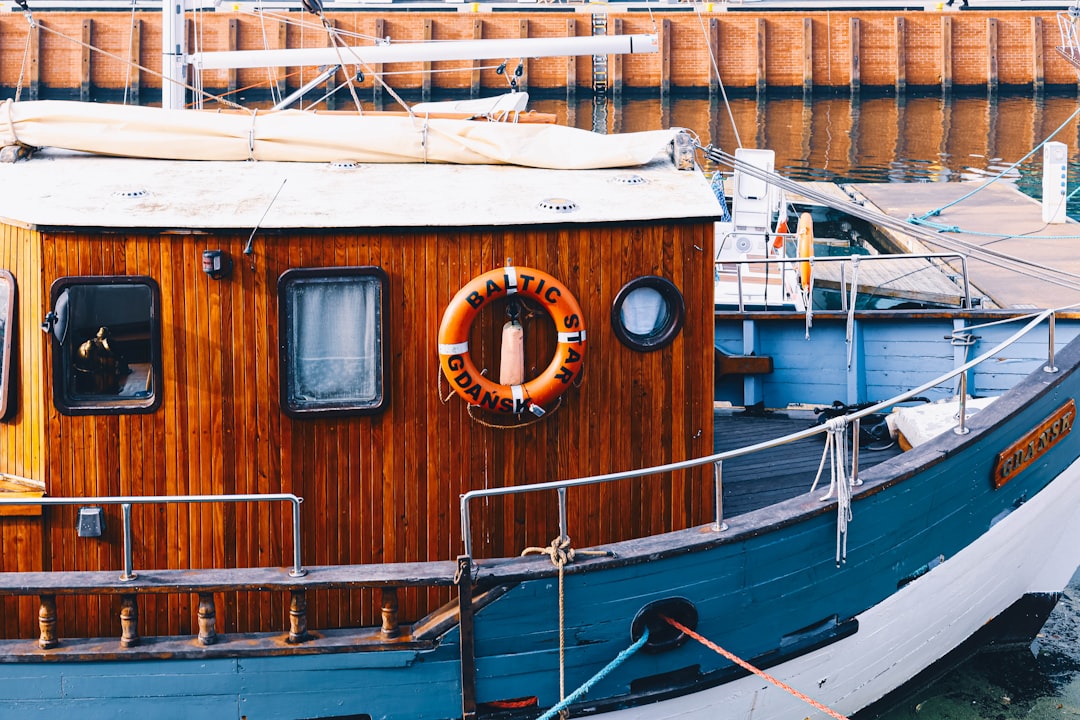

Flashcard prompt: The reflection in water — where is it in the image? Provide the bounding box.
[533,90,1080,214]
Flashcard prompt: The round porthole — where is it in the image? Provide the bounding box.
[611,276,685,352]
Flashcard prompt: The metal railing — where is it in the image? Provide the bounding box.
[459,308,1059,559]
[715,251,972,311]
[0,493,306,579]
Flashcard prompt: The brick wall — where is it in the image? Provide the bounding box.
[0,9,1076,96]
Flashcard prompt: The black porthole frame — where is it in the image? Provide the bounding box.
[610,276,685,352]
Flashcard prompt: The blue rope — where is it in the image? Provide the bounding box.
[536,627,650,720]
[712,172,732,223]
[912,104,1080,223]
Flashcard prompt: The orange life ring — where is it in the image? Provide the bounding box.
[796,212,814,288]
[438,266,586,416]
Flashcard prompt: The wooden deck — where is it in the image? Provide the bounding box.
[713,410,904,518]
[852,181,1080,310]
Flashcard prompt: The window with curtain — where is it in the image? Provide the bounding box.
[279,267,388,417]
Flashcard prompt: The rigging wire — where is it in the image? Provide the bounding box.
[694,5,742,149]
[123,0,136,106]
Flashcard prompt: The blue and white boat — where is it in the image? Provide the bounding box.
[0,4,1079,719]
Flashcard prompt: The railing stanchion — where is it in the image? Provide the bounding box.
[120,502,135,581]
[558,487,569,544]
[954,372,970,436]
[713,460,727,531]
[460,495,473,560]
[1046,312,1059,373]
[290,497,306,577]
[851,418,862,486]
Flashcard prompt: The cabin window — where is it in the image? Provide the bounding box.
[47,277,161,415]
[0,271,15,420]
[611,276,685,352]
[279,267,388,417]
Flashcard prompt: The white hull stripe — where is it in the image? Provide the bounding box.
[439,342,469,355]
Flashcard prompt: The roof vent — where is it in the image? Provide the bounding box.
[538,197,578,214]
[613,173,647,185]
[330,160,359,170]
[112,189,148,199]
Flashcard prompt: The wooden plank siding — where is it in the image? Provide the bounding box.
[0,220,714,639]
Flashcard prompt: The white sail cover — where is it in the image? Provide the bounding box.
[1,100,679,169]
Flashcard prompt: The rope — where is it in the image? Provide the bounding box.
[522,536,612,719]
[914,104,1080,223]
[809,417,853,565]
[535,626,650,720]
[523,536,572,714]
[664,616,851,720]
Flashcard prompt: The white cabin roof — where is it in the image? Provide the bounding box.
[0,150,720,231]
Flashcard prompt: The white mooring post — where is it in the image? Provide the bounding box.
[162,1,187,110]
[1042,141,1069,224]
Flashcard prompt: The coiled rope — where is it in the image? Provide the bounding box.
[664,615,851,720]
[810,417,857,566]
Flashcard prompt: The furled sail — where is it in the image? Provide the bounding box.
[1,100,679,169]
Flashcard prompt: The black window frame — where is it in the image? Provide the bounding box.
[278,266,389,418]
[48,276,162,416]
[610,275,686,353]
[0,270,16,420]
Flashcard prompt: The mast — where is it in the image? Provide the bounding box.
[162,0,186,110]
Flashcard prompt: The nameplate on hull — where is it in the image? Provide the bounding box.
[993,399,1075,489]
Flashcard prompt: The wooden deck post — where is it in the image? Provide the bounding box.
[197,592,217,645]
[37,594,57,649]
[849,17,861,96]
[895,16,906,96]
[287,589,309,644]
[227,18,239,96]
[942,16,953,94]
[661,18,672,103]
[277,20,288,99]
[130,18,142,105]
[374,18,386,107]
[710,18,721,101]
[380,587,400,638]
[566,18,577,101]
[81,19,93,102]
[802,17,813,99]
[987,17,999,92]
[29,23,40,101]
[613,18,624,98]
[471,18,483,99]
[1033,16,1045,92]
[423,19,434,101]
[120,594,139,648]
[518,19,530,93]
[756,18,767,98]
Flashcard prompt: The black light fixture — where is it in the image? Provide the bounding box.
[202,250,233,280]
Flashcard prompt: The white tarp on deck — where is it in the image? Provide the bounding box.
[1,99,680,169]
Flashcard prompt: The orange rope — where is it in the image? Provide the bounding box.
[664,616,851,720]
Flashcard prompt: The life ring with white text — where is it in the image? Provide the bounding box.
[438,266,586,417]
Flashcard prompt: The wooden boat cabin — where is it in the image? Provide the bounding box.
[0,141,720,640]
